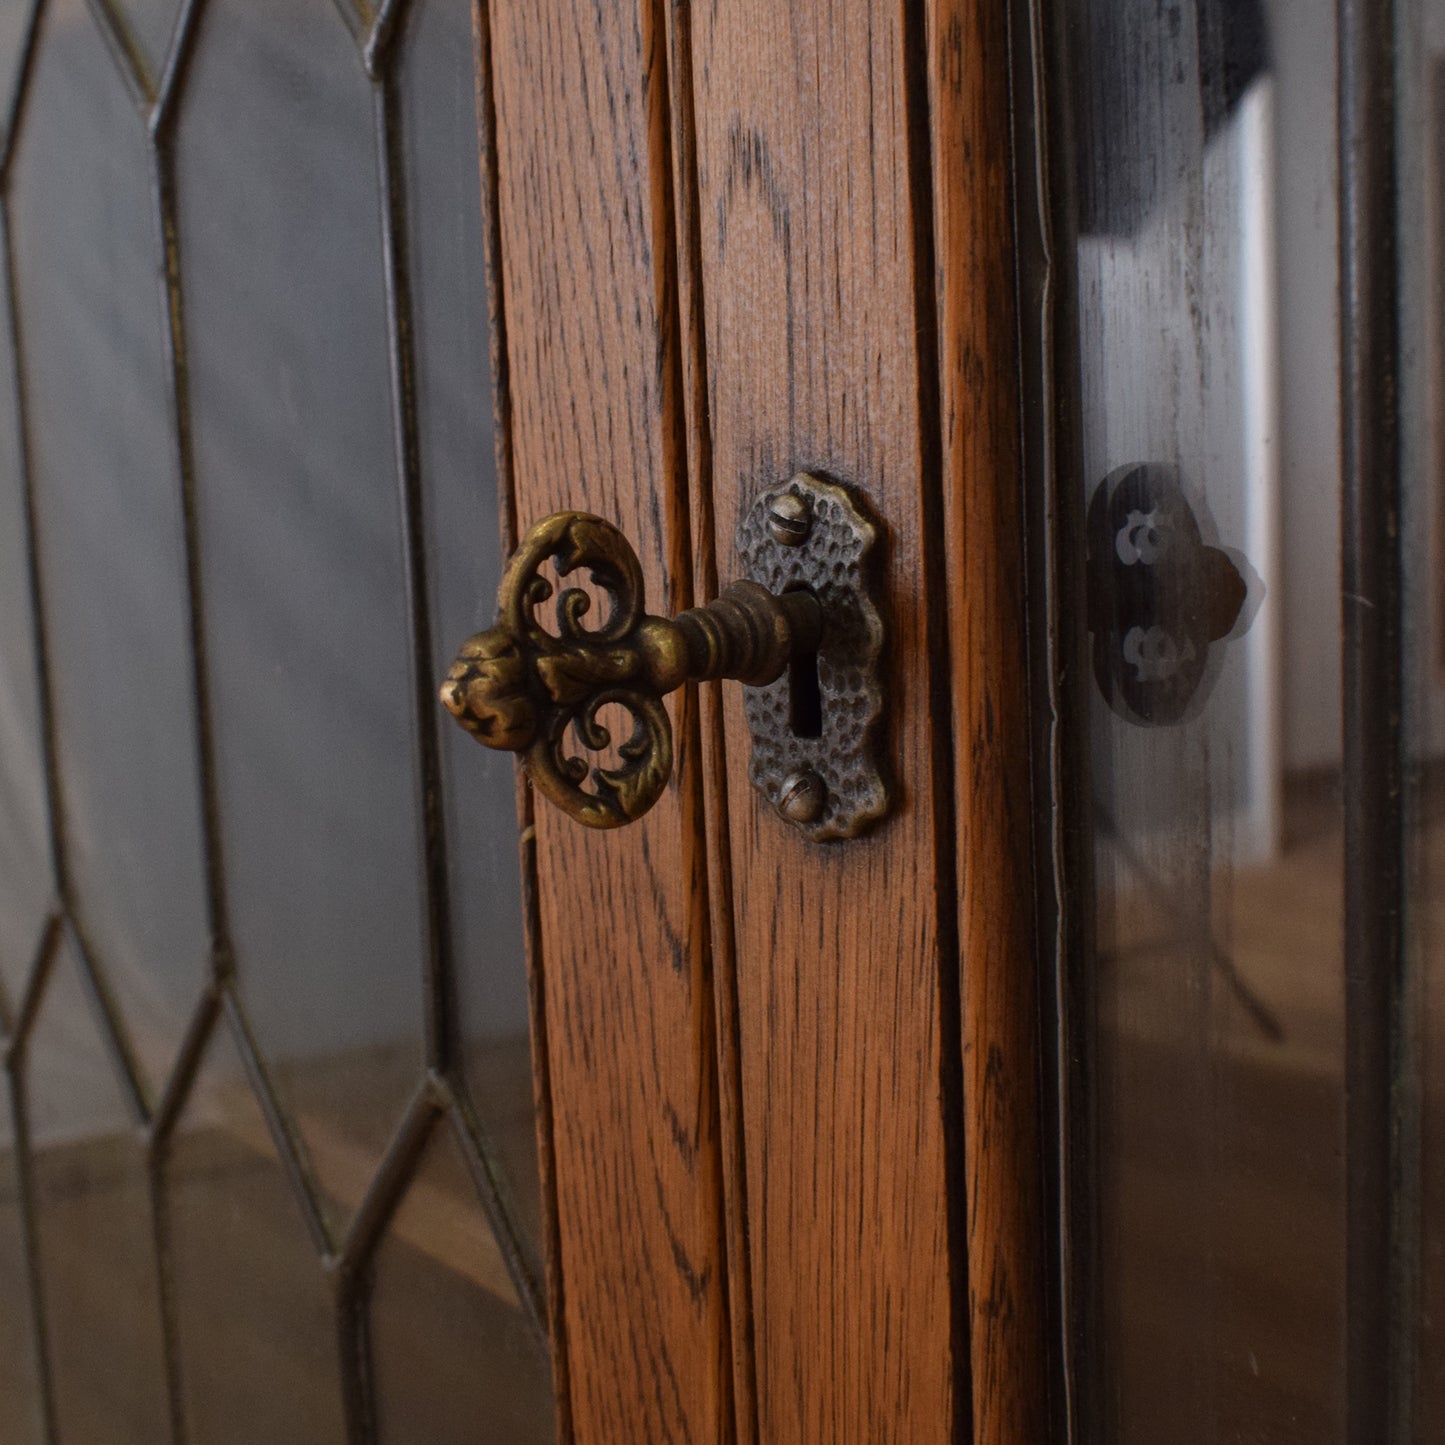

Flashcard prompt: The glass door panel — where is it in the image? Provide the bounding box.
[1062,2,1348,1437]
[1400,1,1445,1437]
[0,1,551,1439]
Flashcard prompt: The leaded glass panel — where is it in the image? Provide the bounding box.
[0,0,550,1436]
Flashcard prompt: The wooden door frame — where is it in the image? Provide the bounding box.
[472,0,1059,1438]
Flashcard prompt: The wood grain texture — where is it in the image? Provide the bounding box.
[684,2,966,1438]
[658,0,760,1438]
[484,1,731,1438]
[927,2,1050,1442]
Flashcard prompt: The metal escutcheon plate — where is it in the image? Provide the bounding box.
[736,473,888,841]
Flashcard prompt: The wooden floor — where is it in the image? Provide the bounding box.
[1097,798,1351,1442]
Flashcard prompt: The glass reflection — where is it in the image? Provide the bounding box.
[1067,1,1347,1438]
[1399,1,1445,1438]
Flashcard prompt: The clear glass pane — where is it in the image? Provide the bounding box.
[9,0,208,1095]
[3,0,545,1433]
[0,231,50,1008]
[400,0,540,1267]
[1067,1,1347,1437]
[370,1115,553,1444]
[175,0,425,1221]
[25,936,169,1443]
[113,0,181,87]
[166,1013,347,1444]
[0,3,35,139]
[0,1072,44,1445]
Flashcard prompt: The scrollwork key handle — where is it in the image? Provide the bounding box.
[440,510,822,829]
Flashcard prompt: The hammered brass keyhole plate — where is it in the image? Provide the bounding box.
[736,473,888,841]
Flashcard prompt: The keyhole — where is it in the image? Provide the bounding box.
[786,587,823,738]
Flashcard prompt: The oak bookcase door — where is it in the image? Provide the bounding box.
[482,0,1042,1441]
[0,0,1056,1441]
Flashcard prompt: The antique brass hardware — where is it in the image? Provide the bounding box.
[439,509,821,828]
[440,475,888,837]
[734,475,887,840]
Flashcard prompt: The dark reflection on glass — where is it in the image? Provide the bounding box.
[1066,0,1347,1438]
[1398,5,1445,1438]
[166,1016,347,1445]
[24,937,169,1443]
[400,0,540,1266]
[9,0,208,1096]
[1086,462,1254,728]
[176,0,426,1220]
[370,1116,554,1444]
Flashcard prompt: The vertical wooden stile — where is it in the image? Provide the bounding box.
[482,0,731,1437]
[927,0,1051,1441]
[684,0,971,1438]
[659,0,760,1439]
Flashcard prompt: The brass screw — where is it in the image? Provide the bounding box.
[777,769,827,826]
[767,491,812,547]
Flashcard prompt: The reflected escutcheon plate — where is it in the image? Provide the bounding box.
[1087,461,1252,727]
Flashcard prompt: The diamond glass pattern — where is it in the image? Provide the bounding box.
[9,0,210,1098]
[175,0,430,1224]
[0,0,549,1436]
[369,1115,554,1443]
